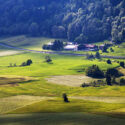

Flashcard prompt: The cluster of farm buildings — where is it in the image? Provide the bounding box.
[47,41,105,51]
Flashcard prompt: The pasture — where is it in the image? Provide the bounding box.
[0,36,125,125]
[0,35,65,51]
[0,95,52,114]
[0,75,35,86]
[1,113,125,125]
[46,75,101,87]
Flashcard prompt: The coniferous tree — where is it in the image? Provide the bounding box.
[120,62,124,68]
[95,52,101,59]
[62,93,69,103]
[26,59,33,66]
[106,74,112,86]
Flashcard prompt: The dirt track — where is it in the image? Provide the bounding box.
[1,42,125,59]
[0,50,21,56]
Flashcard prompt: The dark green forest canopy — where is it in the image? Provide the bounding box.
[0,0,125,43]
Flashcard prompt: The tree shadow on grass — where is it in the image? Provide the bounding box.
[0,113,125,125]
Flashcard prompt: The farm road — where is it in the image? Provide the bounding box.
[70,96,125,104]
[0,42,125,59]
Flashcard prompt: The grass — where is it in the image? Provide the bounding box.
[0,36,125,124]
[46,75,102,87]
[9,98,125,114]
[0,95,51,114]
[0,75,36,86]
[0,50,22,57]
[0,52,123,98]
[0,35,66,51]
[1,35,125,57]
[1,113,125,125]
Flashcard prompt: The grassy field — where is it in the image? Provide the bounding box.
[0,75,36,86]
[1,113,125,125]
[1,35,125,57]
[0,52,123,98]
[9,98,125,114]
[46,75,103,87]
[0,36,125,125]
[0,35,65,51]
[0,95,52,114]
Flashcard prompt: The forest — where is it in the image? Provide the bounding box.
[0,0,125,43]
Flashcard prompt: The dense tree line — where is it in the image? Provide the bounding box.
[85,65,124,87]
[0,0,125,43]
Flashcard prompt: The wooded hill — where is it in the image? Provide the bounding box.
[0,0,125,43]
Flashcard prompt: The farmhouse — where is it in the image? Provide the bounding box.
[85,44,97,51]
[66,42,74,45]
[43,40,98,51]
[47,42,54,46]
[78,44,98,51]
[64,44,78,51]
[99,44,105,50]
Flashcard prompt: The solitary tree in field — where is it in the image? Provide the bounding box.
[26,59,33,66]
[45,56,52,63]
[120,62,124,68]
[106,74,112,86]
[107,59,112,64]
[110,48,114,52]
[62,93,69,103]
[95,52,101,59]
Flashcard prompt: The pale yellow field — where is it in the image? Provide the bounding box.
[46,75,102,87]
[70,96,125,104]
[0,50,22,56]
[0,95,53,114]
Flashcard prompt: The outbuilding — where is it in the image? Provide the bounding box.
[64,45,78,51]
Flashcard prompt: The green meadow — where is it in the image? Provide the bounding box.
[0,36,125,125]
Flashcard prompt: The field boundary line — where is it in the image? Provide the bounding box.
[1,42,125,59]
[1,97,55,114]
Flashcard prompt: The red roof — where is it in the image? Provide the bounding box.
[84,44,96,48]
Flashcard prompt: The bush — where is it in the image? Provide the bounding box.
[86,65,104,78]
[86,54,95,60]
[81,83,90,87]
[102,45,108,53]
[26,59,33,66]
[42,44,52,50]
[20,59,33,67]
[110,48,114,52]
[120,62,124,68]
[21,62,27,67]
[81,80,106,88]
[90,80,106,87]
[119,78,125,86]
[107,59,112,64]
[106,68,123,77]
[95,52,101,59]
[45,56,52,63]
